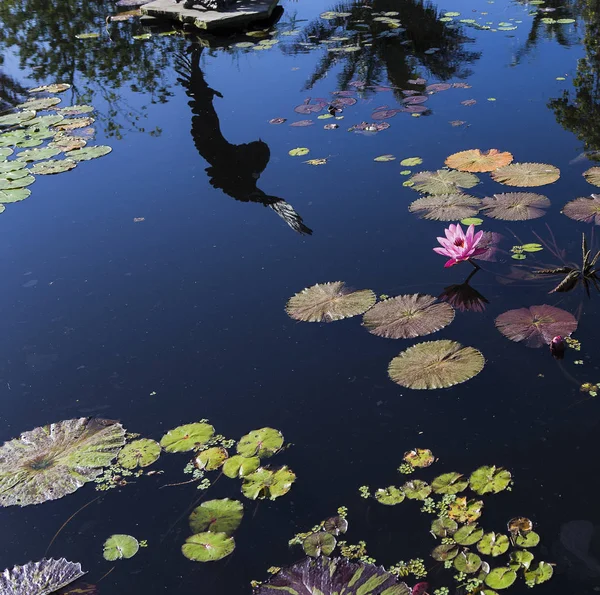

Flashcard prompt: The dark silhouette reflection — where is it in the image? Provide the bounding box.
[438,268,489,312]
[175,46,312,235]
[548,0,600,156]
[282,0,481,99]
[0,69,26,112]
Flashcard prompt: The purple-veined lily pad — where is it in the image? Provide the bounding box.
[254,557,411,595]
[290,120,314,127]
[481,192,550,221]
[363,294,454,339]
[426,83,451,92]
[294,100,326,115]
[403,95,428,104]
[0,558,86,594]
[495,305,578,348]
[372,109,400,120]
[403,104,428,113]
[562,194,600,225]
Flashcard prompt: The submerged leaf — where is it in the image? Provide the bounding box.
[388,340,485,390]
[0,558,85,595]
[490,163,560,187]
[363,294,454,338]
[495,305,577,348]
[408,169,479,194]
[409,193,482,221]
[481,193,550,221]
[182,532,235,562]
[0,418,125,507]
[445,149,513,172]
[189,499,243,535]
[562,194,600,225]
[286,281,376,323]
[102,534,139,561]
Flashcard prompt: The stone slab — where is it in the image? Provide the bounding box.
[141,0,279,31]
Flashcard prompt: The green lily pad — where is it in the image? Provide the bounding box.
[0,111,36,127]
[18,97,61,111]
[117,438,161,469]
[469,465,511,494]
[461,217,484,225]
[521,243,543,252]
[0,188,31,203]
[448,497,484,523]
[477,532,510,556]
[289,147,310,156]
[182,531,235,562]
[28,83,71,93]
[403,448,435,468]
[515,531,540,547]
[195,446,228,471]
[0,161,26,175]
[408,169,479,195]
[16,147,62,163]
[189,498,243,535]
[65,145,112,161]
[400,157,423,166]
[27,114,65,127]
[485,568,517,590]
[431,472,468,494]
[57,105,95,116]
[30,159,77,175]
[241,466,296,500]
[303,532,337,557]
[454,524,484,546]
[0,148,13,160]
[0,175,35,190]
[159,422,215,453]
[509,550,534,570]
[375,486,405,505]
[102,534,139,561]
[236,427,283,458]
[430,517,458,537]
[25,127,56,141]
[454,552,482,573]
[374,154,396,162]
[0,166,29,180]
[75,32,101,39]
[524,561,553,584]
[432,543,459,561]
[222,454,260,478]
[0,558,85,594]
[402,479,431,500]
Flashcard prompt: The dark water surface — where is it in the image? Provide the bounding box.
[1,0,600,592]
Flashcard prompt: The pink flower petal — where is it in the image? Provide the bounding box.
[444,258,458,267]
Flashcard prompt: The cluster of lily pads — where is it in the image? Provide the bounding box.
[0,83,111,211]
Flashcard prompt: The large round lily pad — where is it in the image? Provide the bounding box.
[0,111,36,127]
[0,557,86,594]
[182,532,235,562]
[0,161,27,175]
[408,193,482,221]
[445,149,513,172]
[65,145,112,161]
[562,194,600,225]
[481,193,550,220]
[29,159,77,175]
[490,163,560,187]
[469,465,511,494]
[241,466,296,500]
[102,534,139,561]
[0,148,13,160]
[222,454,260,478]
[237,427,283,458]
[408,169,479,194]
[303,532,337,557]
[363,294,454,339]
[495,305,577,348]
[431,472,468,494]
[388,340,485,390]
[0,417,126,507]
[0,188,31,203]
[254,556,411,595]
[116,438,160,469]
[286,282,376,322]
[189,498,243,535]
[583,166,600,187]
[159,422,214,453]
[485,568,517,590]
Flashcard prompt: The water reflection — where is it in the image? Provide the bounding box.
[175,46,312,235]
[438,268,489,312]
[283,0,481,97]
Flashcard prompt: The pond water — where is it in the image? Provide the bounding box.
[0,0,600,593]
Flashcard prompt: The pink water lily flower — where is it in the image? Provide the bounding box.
[433,223,487,268]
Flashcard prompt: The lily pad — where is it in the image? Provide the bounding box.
[0,111,36,127]
[495,305,577,348]
[237,427,283,458]
[490,163,560,187]
[116,438,160,469]
[402,480,431,500]
[255,556,411,595]
[403,448,434,468]
[524,561,553,584]
[189,498,243,535]
[432,472,469,494]
[17,147,61,163]
[102,534,139,561]
[56,105,95,116]
[478,533,510,556]
[324,516,348,535]
[408,169,479,194]
[29,159,77,175]
[454,552,482,573]
[286,281,376,323]
[507,517,533,533]
[448,497,484,523]
[432,544,459,561]
[388,340,485,390]
[481,193,550,220]
[303,532,337,557]
[17,97,61,111]
[445,149,513,172]
[374,154,396,162]
[0,417,125,507]
[241,466,296,500]
[0,148,13,160]
[196,446,228,471]
[49,136,87,152]
[222,454,260,478]
[159,422,215,453]
[485,568,517,590]
[400,157,423,166]
[509,550,534,569]
[469,465,511,494]
[0,558,86,595]
[583,166,600,187]
[454,524,484,545]
[27,115,65,127]
[54,117,95,131]
[375,486,405,505]
[29,83,71,93]
[408,193,482,221]
[516,531,540,547]
[0,175,35,190]
[182,532,235,562]
[430,517,458,537]
[64,145,111,161]
[563,194,600,225]
[0,188,31,203]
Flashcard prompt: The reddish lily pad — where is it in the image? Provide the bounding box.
[562,194,600,225]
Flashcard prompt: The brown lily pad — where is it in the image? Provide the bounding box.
[562,194,600,225]
[445,149,513,172]
[481,193,550,221]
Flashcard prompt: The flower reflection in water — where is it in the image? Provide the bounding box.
[438,268,489,313]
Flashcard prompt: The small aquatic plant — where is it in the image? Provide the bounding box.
[433,223,487,268]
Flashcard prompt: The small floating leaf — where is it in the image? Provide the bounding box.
[448,497,484,523]
[454,524,484,545]
[402,480,431,500]
[454,552,482,574]
[375,486,405,505]
[0,148,14,160]
[303,532,337,557]
[64,145,111,161]
[432,544,459,561]
[159,422,215,453]
[289,147,310,157]
[509,550,534,569]
[490,163,560,187]
[29,83,71,93]
[516,531,540,547]
[103,534,139,561]
[469,465,511,494]
[117,438,161,469]
[432,472,468,494]
[196,446,228,471]
[408,169,479,194]
[30,159,77,175]
[507,517,533,533]
[0,558,85,594]
[583,166,600,187]
[241,466,296,500]
[189,498,243,535]
[524,561,553,584]
[237,428,283,458]
[478,532,510,556]
[182,532,235,562]
[563,194,600,225]
[481,193,550,221]
[521,243,543,252]
[222,455,260,478]
[461,217,483,225]
[431,517,458,537]
[374,154,396,162]
[400,157,423,166]
[0,175,35,190]
[324,516,348,535]
[485,568,517,590]
[56,105,94,116]
[54,117,95,131]
[445,149,513,172]
[403,448,434,468]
